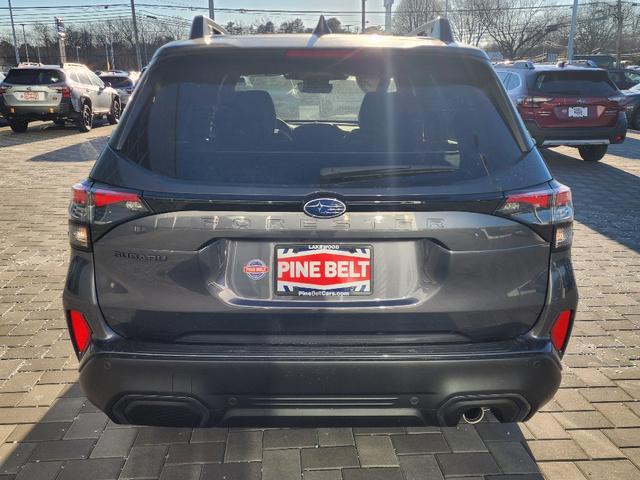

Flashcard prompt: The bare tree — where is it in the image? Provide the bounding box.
[574,3,616,54]
[477,0,566,59]
[393,0,444,34]
[449,0,486,46]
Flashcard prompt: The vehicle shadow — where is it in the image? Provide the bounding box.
[28,137,109,163]
[606,134,640,161]
[542,148,640,255]
[0,121,111,150]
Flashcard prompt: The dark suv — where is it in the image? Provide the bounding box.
[63,17,578,428]
[496,61,627,161]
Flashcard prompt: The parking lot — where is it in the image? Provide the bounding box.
[0,121,638,480]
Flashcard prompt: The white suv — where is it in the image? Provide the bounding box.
[0,62,121,133]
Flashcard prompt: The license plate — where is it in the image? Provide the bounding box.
[568,106,588,118]
[18,91,42,101]
[275,244,372,297]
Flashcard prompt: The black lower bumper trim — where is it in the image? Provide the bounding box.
[525,113,627,146]
[80,341,562,427]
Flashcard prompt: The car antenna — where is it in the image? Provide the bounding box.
[312,15,333,37]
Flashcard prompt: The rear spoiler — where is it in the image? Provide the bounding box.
[407,17,455,44]
[190,15,228,39]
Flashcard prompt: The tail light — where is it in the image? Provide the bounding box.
[69,181,149,250]
[54,86,72,99]
[517,96,554,108]
[67,310,92,355]
[496,182,573,250]
[550,309,573,353]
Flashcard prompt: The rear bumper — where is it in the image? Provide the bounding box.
[0,100,76,121]
[78,337,562,427]
[525,112,627,146]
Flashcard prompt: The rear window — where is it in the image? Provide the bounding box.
[115,50,529,191]
[532,70,618,96]
[5,68,64,85]
[100,76,133,88]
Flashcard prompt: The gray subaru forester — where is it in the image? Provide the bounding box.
[63,16,578,428]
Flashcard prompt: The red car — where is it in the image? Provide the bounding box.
[496,61,627,161]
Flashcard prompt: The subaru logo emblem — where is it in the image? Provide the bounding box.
[303,198,346,218]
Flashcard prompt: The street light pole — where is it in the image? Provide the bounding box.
[208,0,215,20]
[21,24,30,62]
[76,45,80,63]
[130,0,143,70]
[566,0,579,61]
[8,0,21,65]
[361,0,366,32]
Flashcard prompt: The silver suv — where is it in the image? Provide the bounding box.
[98,70,140,107]
[0,62,121,133]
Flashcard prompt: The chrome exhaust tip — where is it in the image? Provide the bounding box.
[462,407,485,424]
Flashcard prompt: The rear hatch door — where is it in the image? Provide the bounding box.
[89,48,553,345]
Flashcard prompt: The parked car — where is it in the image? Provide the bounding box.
[622,83,640,129]
[607,68,640,90]
[99,71,138,107]
[0,62,121,133]
[0,72,6,126]
[496,60,627,161]
[573,54,616,69]
[64,16,577,428]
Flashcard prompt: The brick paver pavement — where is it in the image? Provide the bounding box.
[0,121,639,480]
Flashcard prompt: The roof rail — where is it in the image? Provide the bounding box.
[18,62,44,67]
[495,60,535,69]
[190,15,228,39]
[407,17,454,44]
[62,62,87,69]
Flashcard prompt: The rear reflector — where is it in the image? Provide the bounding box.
[68,310,92,354]
[550,310,572,352]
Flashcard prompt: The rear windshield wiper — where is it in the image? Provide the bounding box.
[319,165,457,184]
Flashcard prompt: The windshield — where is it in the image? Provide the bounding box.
[5,68,64,85]
[115,50,528,190]
[532,71,618,96]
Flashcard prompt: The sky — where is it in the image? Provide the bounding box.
[1,0,390,31]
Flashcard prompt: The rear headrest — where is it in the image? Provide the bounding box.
[358,92,423,140]
[216,90,276,146]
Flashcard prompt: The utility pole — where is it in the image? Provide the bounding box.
[445,0,449,17]
[75,45,80,63]
[36,45,41,63]
[209,0,215,20]
[55,17,67,65]
[384,0,394,31]
[21,24,30,62]
[615,0,623,67]
[566,0,579,61]
[8,0,21,65]
[130,0,143,70]
[105,43,111,70]
[361,0,366,32]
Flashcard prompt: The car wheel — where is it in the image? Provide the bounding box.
[77,102,93,132]
[578,145,607,162]
[9,119,28,133]
[107,99,121,125]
